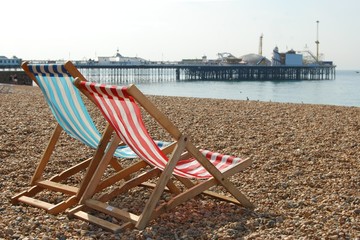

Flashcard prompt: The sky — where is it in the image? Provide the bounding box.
[3,0,360,70]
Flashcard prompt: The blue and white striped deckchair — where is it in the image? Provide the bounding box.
[12,61,169,214]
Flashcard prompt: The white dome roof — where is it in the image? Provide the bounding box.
[241,53,271,65]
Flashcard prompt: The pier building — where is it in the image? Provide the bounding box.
[0,55,22,69]
[97,49,149,65]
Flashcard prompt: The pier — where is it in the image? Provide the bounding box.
[75,63,336,83]
[0,63,336,85]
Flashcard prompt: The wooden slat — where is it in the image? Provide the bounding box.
[47,196,79,214]
[109,158,124,171]
[37,180,78,195]
[202,190,240,204]
[96,160,148,192]
[50,157,92,182]
[67,204,86,215]
[154,179,218,220]
[164,179,182,194]
[85,199,139,224]
[140,181,181,194]
[98,168,161,203]
[175,175,196,188]
[17,196,54,210]
[11,185,44,204]
[72,210,123,233]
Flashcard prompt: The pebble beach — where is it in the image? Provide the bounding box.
[1,85,359,239]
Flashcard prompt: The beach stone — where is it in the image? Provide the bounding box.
[267,220,276,228]
[5,228,14,235]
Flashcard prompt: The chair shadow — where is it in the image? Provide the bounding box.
[79,192,281,239]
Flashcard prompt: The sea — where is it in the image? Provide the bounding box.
[118,70,360,108]
[80,69,360,107]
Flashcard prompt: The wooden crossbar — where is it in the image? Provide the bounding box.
[72,211,127,233]
[86,199,140,224]
[37,180,78,195]
[17,196,55,210]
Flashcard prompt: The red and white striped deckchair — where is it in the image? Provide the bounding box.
[69,80,254,232]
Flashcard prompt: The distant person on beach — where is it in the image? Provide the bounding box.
[12,74,18,84]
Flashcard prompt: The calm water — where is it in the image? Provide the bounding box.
[131,70,360,107]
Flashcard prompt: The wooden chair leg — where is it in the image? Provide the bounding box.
[79,134,122,203]
[75,124,115,199]
[31,124,62,184]
[136,135,187,229]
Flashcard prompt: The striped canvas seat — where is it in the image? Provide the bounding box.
[70,80,254,232]
[77,82,244,179]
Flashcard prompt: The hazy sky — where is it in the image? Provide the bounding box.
[3,0,360,69]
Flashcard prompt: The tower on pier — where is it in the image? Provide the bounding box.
[315,20,320,62]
